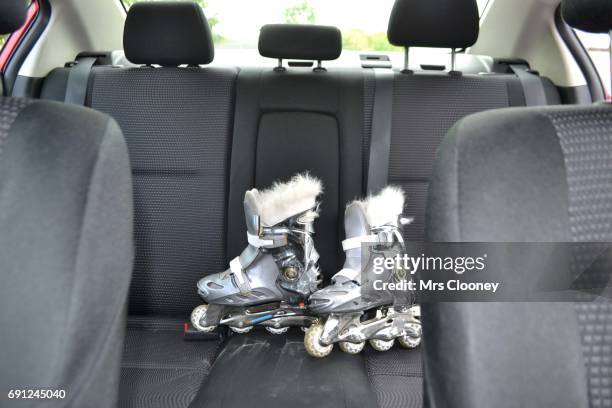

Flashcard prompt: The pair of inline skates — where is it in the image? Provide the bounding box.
[190,173,421,358]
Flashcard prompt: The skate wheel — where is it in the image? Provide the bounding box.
[369,339,395,352]
[399,335,421,349]
[230,326,253,334]
[339,341,365,355]
[304,322,333,358]
[191,305,217,333]
[266,326,290,335]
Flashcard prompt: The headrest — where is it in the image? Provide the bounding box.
[259,24,342,61]
[562,0,612,34]
[0,0,27,34]
[124,1,214,66]
[387,0,480,49]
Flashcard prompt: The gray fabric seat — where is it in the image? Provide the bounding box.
[41,3,238,406]
[0,2,133,407]
[38,1,563,407]
[423,1,612,406]
[378,0,560,243]
[364,2,560,407]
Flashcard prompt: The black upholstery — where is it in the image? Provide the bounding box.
[424,105,612,408]
[119,317,220,408]
[86,66,237,316]
[562,0,612,33]
[387,73,561,242]
[0,0,26,34]
[0,99,133,407]
[227,68,367,278]
[35,0,567,405]
[259,24,342,61]
[124,1,214,66]
[388,0,480,48]
[191,330,379,408]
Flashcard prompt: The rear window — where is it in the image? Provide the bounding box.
[120,0,491,53]
[575,30,611,96]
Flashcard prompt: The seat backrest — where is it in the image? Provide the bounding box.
[380,0,560,242]
[42,2,238,317]
[227,25,368,277]
[0,3,133,404]
[424,1,612,406]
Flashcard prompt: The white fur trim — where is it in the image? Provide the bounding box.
[358,186,405,228]
[251,173,323,226]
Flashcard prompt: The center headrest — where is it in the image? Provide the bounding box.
[124,1,214,67]
[259,24,342,61]
[562,0,612,33]
[387,0,479,49]
[0,0,27,34]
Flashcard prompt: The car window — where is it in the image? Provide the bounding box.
[575,30,611,96]
[120,0,491,53]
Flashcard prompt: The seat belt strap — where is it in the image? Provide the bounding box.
[64,57,97,106]
[367,69,394,194]
[510,64,548,107]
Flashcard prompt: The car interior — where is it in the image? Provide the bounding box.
[0,0,610,407]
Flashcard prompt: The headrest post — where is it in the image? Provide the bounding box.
[401,47,413,74]
[274,58,286,72]
[449,48,461,76]
[313,60,327,72]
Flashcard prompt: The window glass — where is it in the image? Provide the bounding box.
[121,0,490,52]
[575,30,611,96]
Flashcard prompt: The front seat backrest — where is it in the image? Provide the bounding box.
[424,1,612,407]
[0,2,134,406]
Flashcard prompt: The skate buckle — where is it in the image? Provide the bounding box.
[229,257,252,294]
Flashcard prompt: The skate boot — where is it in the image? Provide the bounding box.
[191,173,323,335]
[304,187,421,358]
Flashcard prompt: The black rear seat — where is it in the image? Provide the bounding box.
[42,3,237,407]
[227,66,369,277]
[373,0,561,242]
[38,1,563,407]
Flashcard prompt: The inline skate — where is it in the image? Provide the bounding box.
[304,187,421,357]
[191,173,323,334]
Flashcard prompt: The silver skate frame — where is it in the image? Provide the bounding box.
[217,303,317,329]
[318,305,421,346]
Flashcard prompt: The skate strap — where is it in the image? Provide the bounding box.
[229,257,252,294]
[342,234,380,251]
[247,232,274,248]
[334,268,360,283]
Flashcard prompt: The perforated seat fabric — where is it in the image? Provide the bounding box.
[226,68,368,278]
[387,72,560,242]
[86,66,237,316]
[0,98,133,408]
[118,317,221,408]
[425,104,612,408]
[365,348,423,408]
